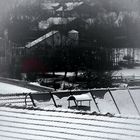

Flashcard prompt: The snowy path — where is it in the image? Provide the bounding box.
[0,107,140,140]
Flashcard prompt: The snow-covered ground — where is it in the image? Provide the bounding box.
[114,66,140,76]
[96,88,140,117]
[48,72,82,77]
[0,82,37,94]
[0,106,140,140]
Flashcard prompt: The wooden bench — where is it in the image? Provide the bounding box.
[67,94,92,108]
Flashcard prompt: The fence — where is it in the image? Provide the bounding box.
[112,75,140,83]
[1,86,140,117]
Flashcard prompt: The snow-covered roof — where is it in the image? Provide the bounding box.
[56,2,83,11]
[39,20,50,30]
[68,30,79,33]
[68,94,91,101]
[25,31,58,48]
[46,17,70,24]
[41,2,59,10]
[56,6,63,11]
[39,17,76,30]
[1,106,140,140]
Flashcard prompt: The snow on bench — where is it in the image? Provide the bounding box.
[67,93,92,108]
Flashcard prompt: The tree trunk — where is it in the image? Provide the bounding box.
[64,71,67,79]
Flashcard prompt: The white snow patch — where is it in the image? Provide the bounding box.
[114,67,140,76]
[0,82,37,94]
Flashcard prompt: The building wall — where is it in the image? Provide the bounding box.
[46,32,62,47]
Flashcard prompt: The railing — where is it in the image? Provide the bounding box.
[24,91,58,108]
[127,87,140,116]
[1,86,140,117]
[52,87,140,116]
[25,93,36,107]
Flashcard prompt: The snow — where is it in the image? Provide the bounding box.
[60,88,140,117]
[41,2,59,10]
[56,7,63,11]
[94,88,140,117]
[96,91,118,114]
[38,20,50,30]
[68,30,79,34]
[39,17,75,30]
[111,89,138,115]
[72,93,91,101]
[1,80,140,118]
[0,82,37,94]
[114,66,140,76]
[27,88,139,117]
[29,82,41,86]
[1,85,140,117]
[1,69,140,139]
[48,72,82,77]
[56,2,83,11]
[127,89,140,110]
